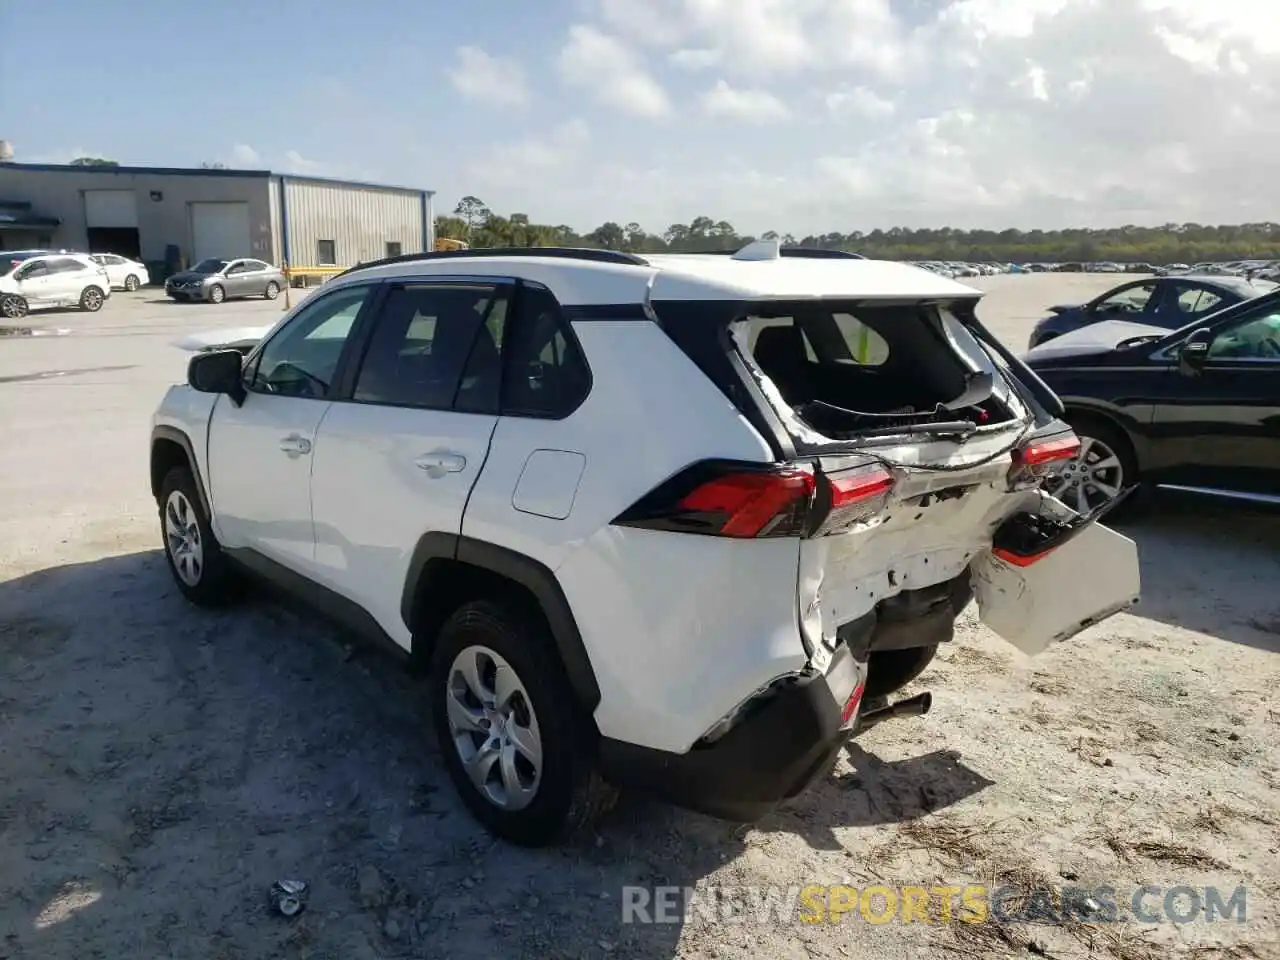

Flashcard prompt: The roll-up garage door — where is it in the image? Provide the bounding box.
[190,202,252,262]
[83,190,139,228]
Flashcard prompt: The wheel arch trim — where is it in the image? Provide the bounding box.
[401,532,601,711]
[150,425,212,517]
[1058,402,1145,471]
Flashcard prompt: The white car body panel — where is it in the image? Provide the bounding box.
[1023,318,1167,362]
[309,405,500,649]
[206,393,332,570]
[172,326,276,352]
[972,495,1141,656]
[462,320,788,753]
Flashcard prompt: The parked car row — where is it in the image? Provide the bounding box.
[0,249,289,319]
[1026,274,1278,348]
[1022,276,1280,515]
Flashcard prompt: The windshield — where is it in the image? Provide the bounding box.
[191,259,227,274]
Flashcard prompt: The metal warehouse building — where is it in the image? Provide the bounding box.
[0,162,434,273]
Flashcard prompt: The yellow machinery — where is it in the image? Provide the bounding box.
[435,237,468,251]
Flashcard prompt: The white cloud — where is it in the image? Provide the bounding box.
[505,0,1280,233]
[281,150,333,176]
[556,25,672,118]
[228,144,261,167]
[469,120,591,189]
[702,80,791,123]
[447,46,528,107]
[669,48,721,69]
[825,87,895,119]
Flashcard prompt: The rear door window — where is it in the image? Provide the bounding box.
[351,283,508,411]
[499,286,591,418]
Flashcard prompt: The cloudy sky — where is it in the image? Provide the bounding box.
[2,0,1275,235]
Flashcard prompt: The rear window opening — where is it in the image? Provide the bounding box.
[729,301,1020,443]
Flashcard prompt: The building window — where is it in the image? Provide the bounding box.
[317,240,337,265]
[386,241,402,258]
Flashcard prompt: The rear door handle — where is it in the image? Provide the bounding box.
[279,434,312,455]
[415,452,466,477]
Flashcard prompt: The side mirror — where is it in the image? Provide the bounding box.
[188,349,246,404]
[1178,327,1213,376]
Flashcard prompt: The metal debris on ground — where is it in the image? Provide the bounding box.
[271,879,309,917]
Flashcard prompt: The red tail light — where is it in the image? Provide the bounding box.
[841,680,866,725]
[1009,430,1079,487]
[613,461,817,538]
[816,463,896,535]
[614,458,897,539]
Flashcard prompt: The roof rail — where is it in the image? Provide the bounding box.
[683,246,866,260]
[332,246,647,280]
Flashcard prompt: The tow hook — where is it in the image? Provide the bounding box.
[852,692,932,736]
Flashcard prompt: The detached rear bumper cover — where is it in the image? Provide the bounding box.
[973,492,1141,655]
[598,651,863,821]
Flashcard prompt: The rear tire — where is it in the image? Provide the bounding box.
[430,599,614,847]
[264,281,280,300]
[158,466,236,606]
[79,286,105,312]
[124,274,140,292]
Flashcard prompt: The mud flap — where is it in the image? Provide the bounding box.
[971,493,1141,655]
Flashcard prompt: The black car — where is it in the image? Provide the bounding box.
[1025,291,1280,513]
[1027,274,1275,349]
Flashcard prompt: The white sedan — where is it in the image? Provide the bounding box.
[88,253,150,292]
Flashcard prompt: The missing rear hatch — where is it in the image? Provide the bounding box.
[729,300,1021,445]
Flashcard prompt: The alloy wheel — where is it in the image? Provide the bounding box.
[1,295,27,319]
[1044,435,1125,514]
[445,645,543,811]
[164,490,204,586]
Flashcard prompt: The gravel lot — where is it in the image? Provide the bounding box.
[1,276,1277,960]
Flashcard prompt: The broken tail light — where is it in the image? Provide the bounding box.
[813,462,896,535]
[612,460,817,538]
[1008,431,1080,488]
[613,458,896,539]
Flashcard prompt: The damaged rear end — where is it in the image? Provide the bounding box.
[650,288,1140,709]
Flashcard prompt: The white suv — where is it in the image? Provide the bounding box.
[0,252,112,317]
[149,242,1141,846]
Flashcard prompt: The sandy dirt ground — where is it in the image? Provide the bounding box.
[1,275,1277,960]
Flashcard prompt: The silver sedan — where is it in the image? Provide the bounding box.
[164,258,286,303]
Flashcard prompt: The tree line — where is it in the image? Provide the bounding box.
[438,197,1280,264]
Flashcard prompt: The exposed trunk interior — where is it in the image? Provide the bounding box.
[730,300,1019,440]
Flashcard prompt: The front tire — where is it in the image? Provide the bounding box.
[208,284,225,304]
[1,294,28,319]
[430,599,613,847]
[158,466,235,606]
[79,286,105,312]
[264,281,280,300]
[124,274,140,292]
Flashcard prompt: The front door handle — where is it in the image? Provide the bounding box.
[415,452,466,477]
[279,434,312,456]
